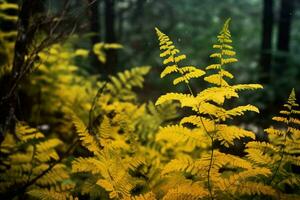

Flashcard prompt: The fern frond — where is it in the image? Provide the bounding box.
[246,141,279,152]
[72,115,102,156]
[36,164,69,186]
[232,84,263,91]
[162,182,208,200]
[72,157,104,174]
[155,93,194,106]
[161,156,200,175]
[35,138,62,162]
[204,74,229,87]
[234,182,276,197]
[155,27,205,83]
[196,87,238,105]
[225,104,260,117]
[27,189,76,200]
[180,115,215,132]
[16,122,45,142]
[213,151,253,169]
[156,125,208,151]
[245,148,274,165]
[216,125,255,147]
[160,65,178,78]
[106,66,150,101]
[131,192,157,200]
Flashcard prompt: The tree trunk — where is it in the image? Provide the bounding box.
[277,0,294,53]
[274,0,294,72]
[259,0,274,83]
[87,0,103,73]
[0,0,41,144]
[104,0,117,75]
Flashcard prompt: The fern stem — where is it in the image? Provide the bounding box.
[207,136,214,200]
[269,114,291,185]
[269,129,288,185]
[186,83,194,97]
[184,81,215,200]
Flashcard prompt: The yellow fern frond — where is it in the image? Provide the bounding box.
[245,148,274,165]
[234,182,276,197]
[156,125,208,151]
[130,192,157,200]
[216,125,255,147]
[27,189,76,200]
[160,65,178,78]
[232,84,263,91]
[35,138,62,162]
[155,93,194,107]
[196,87,239,105]
[161,156,201,175]
[204,74,229,86]
[246,141,279,152]
[106,66,150,101]
[180,115,215,132]
[16,122,45,142]
[226,104,259,116]
[162,182,208,200]
[155,27,205,83]
[72,115,101,156]
[36,164,69,186]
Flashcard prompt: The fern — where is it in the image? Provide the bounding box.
[154,19,266,200]
[162,182,208,200]
[155,27,205,86]
[246,89,300,196]
[0,123,73,199]
[106,66,151,101]
[93,42,123,63]
[72,112,151,199]
[27,189,78,200]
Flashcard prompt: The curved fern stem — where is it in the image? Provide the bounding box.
[207,136,214,200]
[185,82,215,200]
[269,123,289,185]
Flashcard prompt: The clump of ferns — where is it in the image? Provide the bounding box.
[246,89,300,198]
[154,19,273,200]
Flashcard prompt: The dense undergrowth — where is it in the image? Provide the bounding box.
[1,2,300,200]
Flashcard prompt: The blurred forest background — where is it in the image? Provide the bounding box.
[1,0,300,124]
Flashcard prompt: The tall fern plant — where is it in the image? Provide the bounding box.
[154,19,277,200]
[246,89,300,199]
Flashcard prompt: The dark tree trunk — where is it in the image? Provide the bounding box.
[87,0,103,73]
[0,0,41,144]
[104,0,117,74]
[277,0,294,53]
[259,0,274,83]
[274,0,294,72]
